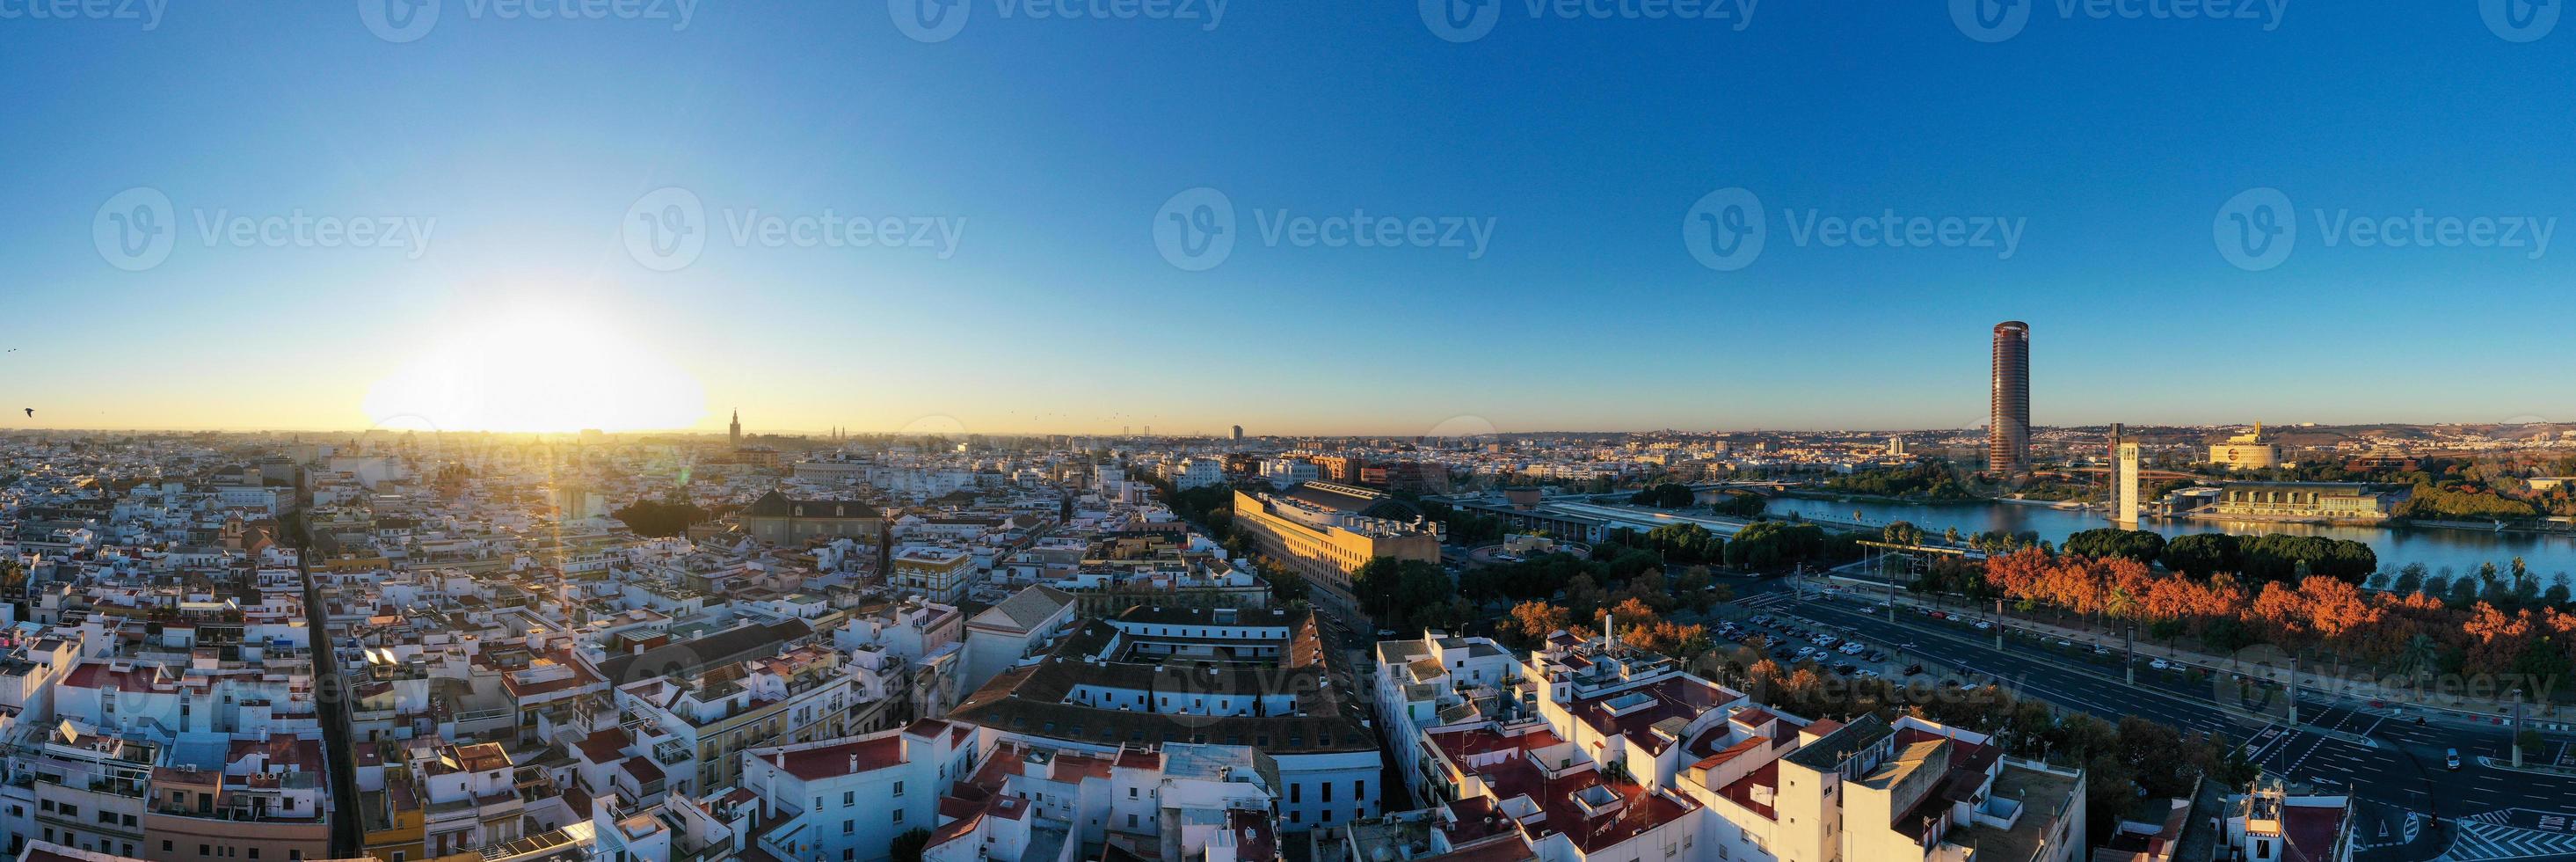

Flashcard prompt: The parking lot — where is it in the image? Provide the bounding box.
[1714,596,2008,692]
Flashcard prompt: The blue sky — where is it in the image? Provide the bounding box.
[2,1,2570,435]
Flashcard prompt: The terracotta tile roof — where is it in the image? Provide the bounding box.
[765,734,907,780]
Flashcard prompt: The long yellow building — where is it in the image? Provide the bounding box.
[1230,482,1442,617]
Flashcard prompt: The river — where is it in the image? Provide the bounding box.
[1760,495,2576,577]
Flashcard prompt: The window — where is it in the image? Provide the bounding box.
[1289,784,1300,803]
[1127,814,1139,828]
[1322,783,1333,802]
[891,809,906,824]
[892,781,905,797]
[1128,788,1139,799]
[1354,779,1365,800]
[842,820,854,835]
[842,792,854,806]
[251,851,260,859]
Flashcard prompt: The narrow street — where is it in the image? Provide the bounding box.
[290,525,367,857]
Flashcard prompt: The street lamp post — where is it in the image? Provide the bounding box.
[2288,653,2300,725]
[2123,625,2136,685]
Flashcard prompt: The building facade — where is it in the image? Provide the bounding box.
[1990,321,2031,474]
[1227,484,1442,618]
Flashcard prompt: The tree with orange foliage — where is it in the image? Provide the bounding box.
[1507,601,1572,647]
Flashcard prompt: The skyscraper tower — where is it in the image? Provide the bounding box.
[729,409,742,449]
[1990,321,2030,474]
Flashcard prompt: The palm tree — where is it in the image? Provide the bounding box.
[2397,634,2440,697]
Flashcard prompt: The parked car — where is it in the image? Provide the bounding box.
[1832,663,1857,676]
[2150,659,2172,670]
[1903,663,1925,676]
[2446,749,2462,770]
[1972,620,1993,631]
[2052,639,2073,648]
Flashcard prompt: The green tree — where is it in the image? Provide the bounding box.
[2394,563,2427,595]
[2065,529,2165,564]
[891,829,932,862]
[2158,533,2240,577]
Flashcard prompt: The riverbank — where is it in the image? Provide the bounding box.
[1774,488,1985,507]
[1759,494,2576,576]
[2401,517,2576,536]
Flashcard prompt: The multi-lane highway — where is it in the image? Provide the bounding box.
[1715,585,2576,862]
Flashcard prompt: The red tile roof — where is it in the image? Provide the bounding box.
[767,734,907,780]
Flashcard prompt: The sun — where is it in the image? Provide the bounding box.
[361,303,704,433]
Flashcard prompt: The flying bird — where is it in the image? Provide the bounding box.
[20,408,30,417]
